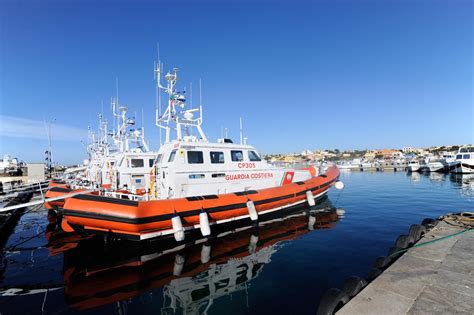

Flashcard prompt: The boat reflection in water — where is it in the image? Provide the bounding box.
[449,173,474,197]
[51,197,344,313]
[406,172,474,197]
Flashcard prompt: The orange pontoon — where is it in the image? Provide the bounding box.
[60,166,340,241]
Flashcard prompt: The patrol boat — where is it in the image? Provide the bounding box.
[47,101,157,206]
[59,61,342,241]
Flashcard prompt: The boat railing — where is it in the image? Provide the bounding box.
[103,191,145,201]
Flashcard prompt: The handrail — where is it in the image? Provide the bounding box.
[0,189,97,213]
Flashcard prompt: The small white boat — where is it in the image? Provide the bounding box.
[407,160,420,172]
[427,159,445,172]
[421,156,445,173]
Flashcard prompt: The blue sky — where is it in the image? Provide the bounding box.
[0,0,472,164]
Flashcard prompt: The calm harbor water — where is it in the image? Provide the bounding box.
[0,172,473,314]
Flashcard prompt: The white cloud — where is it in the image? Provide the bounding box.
[0,115,87,142]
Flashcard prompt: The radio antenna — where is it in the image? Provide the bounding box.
[199,78,203,122]
[240,117,243,145]
[156,43,163,146]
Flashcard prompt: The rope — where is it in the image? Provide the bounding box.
[5,227,47,251]
[439,212,474,229]
[388,227,473,259]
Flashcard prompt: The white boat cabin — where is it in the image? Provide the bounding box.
[456,146,474,162]
[152,138,313,199]
[105,150,156,193]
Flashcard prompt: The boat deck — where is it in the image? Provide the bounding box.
[337,220,474,314]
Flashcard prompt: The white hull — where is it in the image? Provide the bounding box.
[427,162,444,172]
[453,163,474,174]
[408,165,420,172]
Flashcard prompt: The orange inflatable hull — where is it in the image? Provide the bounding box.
[61,166,340,240]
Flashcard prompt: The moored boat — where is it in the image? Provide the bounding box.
[452,145,474,174]
[407,160,421,172]
[54,60,343,242]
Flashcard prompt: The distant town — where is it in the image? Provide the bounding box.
[263,145,465,164]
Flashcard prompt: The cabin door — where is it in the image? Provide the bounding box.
[157,165,172,199]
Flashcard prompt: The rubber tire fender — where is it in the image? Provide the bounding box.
[373,256,390,269]
[317,288,350,315]
[342,276,367,298]
[367,268,382,282]
[421,218,435,227]
[408,224,426,242]
[395,234,413,249]
[387,246,403,260]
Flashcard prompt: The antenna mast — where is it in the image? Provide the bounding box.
[154,55,207,143]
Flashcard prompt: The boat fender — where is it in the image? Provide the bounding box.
[342,276,367,297]
[367,267,382,282]
[171,215,185,242]
[421,218,436,228]
[316,288,349,315]
[373,256,389,269]
[308,215,316,231]
[199,211,211,237]
[336,208,345,216]
[387,246,403,261]
[201,244,211,264]
[395,234,412,249]
[173,254,185,276]
[335,181,344,190]
[246,200,258,221]
[249,234,259,253]
[306,190,315,207]
[408,224,426,242]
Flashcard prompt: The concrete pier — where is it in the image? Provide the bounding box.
[337,221,474,314]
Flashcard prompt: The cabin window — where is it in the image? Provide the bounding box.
[210,151,225,163]
[189,174,205,179]
[155,154,163,164]
[212,173,225,178]
[149,159,154,167]
[456,154,462,159]
[131,159,144,168]
[463,154,470,159]
[231,150,244,162]
[248,151,261,162]
[168,150,177,162]
[188,151,204,164]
